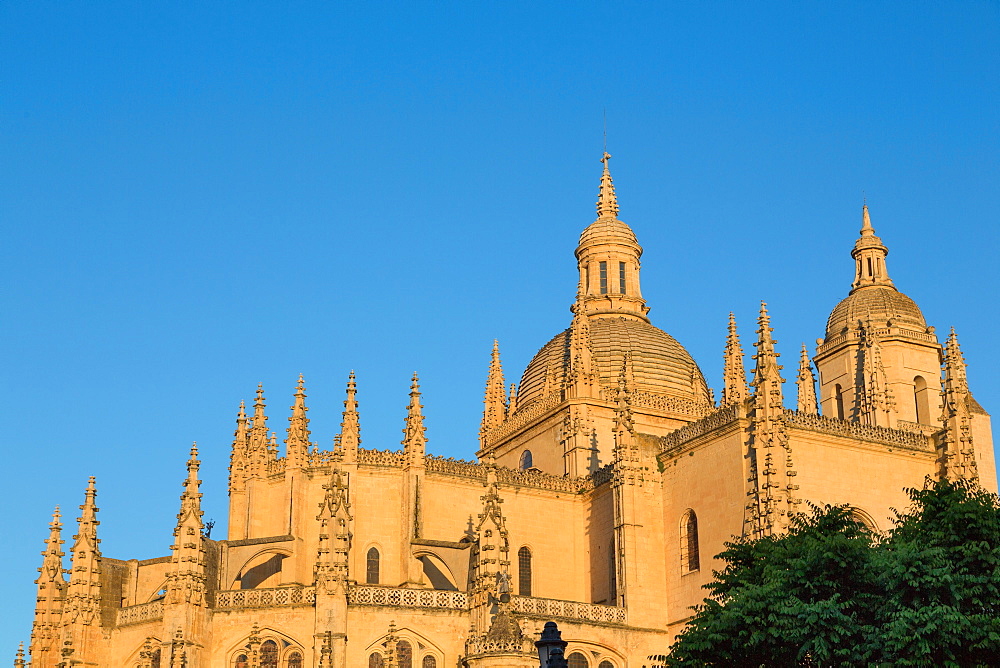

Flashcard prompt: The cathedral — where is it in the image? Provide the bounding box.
[20,153,996,668]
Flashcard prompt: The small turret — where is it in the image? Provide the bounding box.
[851,204,894,291]
[796,344,818,415]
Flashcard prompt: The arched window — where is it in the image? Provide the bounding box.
[680,509,700,574]
[396,640,413,668]
[619,261,627,295]
[261,641,278,668]
[234,654,249,668]
[150,649,161,668]
[568,652,590,668]
[519,450,533,470]
[914,375,930,424]
[422,657,437,668]
[287,651,303,668]
[599,661,615,668]
[518,546,532,596]
[599,261,608,294]
[608,538,617,604]
[834,384,845,420]
[368,653,384,668]
[366,547,380,584]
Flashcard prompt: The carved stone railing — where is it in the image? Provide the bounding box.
[116,599,163,627]
[586,463,615,489]
[357,448,406,468]
[266,457,287,476]
[629,390,714,419]
[308,449,340,467]
[425,455,487,480]
[494,466,586,493]
[820,326,938,352]
[511,595,627,624]
[784,410,932,452]
[215,586,316,610]
[465,636,536,657]
[660,403,741,453]
[348,585,468,610]
[896,419,939,435]
[485,391,562,445]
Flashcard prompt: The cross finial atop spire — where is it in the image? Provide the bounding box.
[596,151,619,219]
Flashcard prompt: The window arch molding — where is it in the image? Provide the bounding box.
[363,627,444,668]
[519,450,533,470]
[517,544,533,597]
[226,628,304,668]
[126,638,163,668]
[848,507,880,532]
[363,543,384,585]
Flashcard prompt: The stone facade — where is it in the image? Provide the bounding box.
[21,153,996,668]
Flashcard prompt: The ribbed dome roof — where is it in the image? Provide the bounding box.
[577,218,641,253]
[517,317,711,408]
[826,286,927,338]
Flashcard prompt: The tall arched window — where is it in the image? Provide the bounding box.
[608,538,617,604]
[396,640,413,668]
[914,375,930,424]
[261,641,278,668]
[834,384,845,420]
[519,450,533,470]
[366,547,380,584]
[368,653,384,668]
[568,652,590,668]
[287,652,303,668]
[518,546,532,596]
[422,657,437,668]
[680,509,700,574]
[618,261,627,294]
[599,261,608,294]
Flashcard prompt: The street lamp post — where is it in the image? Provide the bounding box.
[535,621,569,668]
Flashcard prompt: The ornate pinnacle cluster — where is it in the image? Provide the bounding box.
[746,303,800,538]
[722,312,749,406]
[166,444,207,606]
[796,344,818,414]
[246,384,272,476]
[401,373,427,460]
[315,466,352,593]
[473,483,510,588]
[336,371,361,462]
[480,341,508,442]
[63,478,102,628]
[31,505,67,665]
[939,328,979,482]
[596,151,620,219]
[566,283,597,397]
[285,374,312,468]
[228,400,249,493]
[857,325,896,427]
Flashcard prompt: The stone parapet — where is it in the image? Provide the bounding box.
[659,403,741,454]
[347,584,468,610]
[115,599,163,627]
[511,595,627,625]
[784,410,932,451]
[215,585,315,610]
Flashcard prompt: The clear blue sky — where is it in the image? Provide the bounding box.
[2,1,998,653]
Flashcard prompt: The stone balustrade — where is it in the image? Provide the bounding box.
[215,585,316,610]
[511,595,627,625]
[348,585,468,610]
[116,599,163,627]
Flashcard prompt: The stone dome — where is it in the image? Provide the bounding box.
[577,218,641,254]
[517,317,712,408]
[825,286,927,338]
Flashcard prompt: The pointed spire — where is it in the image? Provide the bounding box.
[722,312,749,406]
[285,374,311,469]
[596,151,619,219]
[480,340,508,444]
[507,383,518,416]
[851,203,894,291]
[228,400,250,493]
[565,285,598,398]
[63,477,102,633]
[857,325,896,427]
[247,383,271,476]
[337,371,361,464]
[166,444,207,606]
[796,344,818,414]
[30,506,66,666]
[402,373,427,462]
[939,328,979,482]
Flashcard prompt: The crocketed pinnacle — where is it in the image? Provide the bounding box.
[722,312,749,406]
[480,340,507,440]
[613,354,635,435]
[248,384,270,471]
[596,151,619,219]
[402,373,427,454]
[751,302,784,391]
[796,343,818,414]
[64,477,101,627]
[286,374,311,467]
[37,505,66,585]
[338,371,361,458]
[940,328,979,482]
[177,443,203,524]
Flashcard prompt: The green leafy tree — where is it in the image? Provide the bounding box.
[668,479,1000,667]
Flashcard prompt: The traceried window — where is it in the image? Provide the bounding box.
[422,657,437,668]
[599,261,608,294]
[287,651,303,668]
[261,640,278,668]
[369,653,384,668]
[599,661,615,668]
[619,262,626,294]
[234,654,249,668]
[366,547,380,584]
[568,652,590,668]
[519,450,533,470]
[518,546,532,596]
[396,640,413,668]
[680,509,700,574]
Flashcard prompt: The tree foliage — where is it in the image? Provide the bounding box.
[668,479,1000,667]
